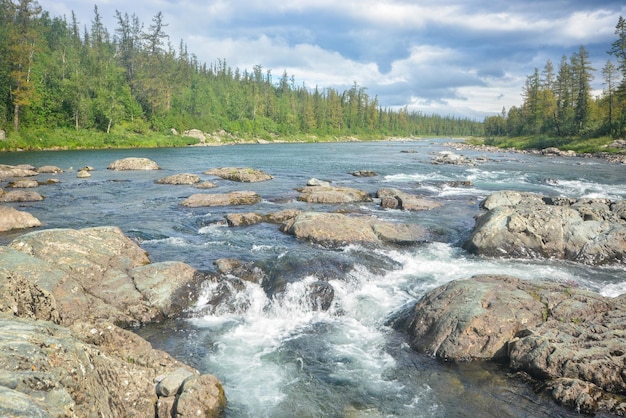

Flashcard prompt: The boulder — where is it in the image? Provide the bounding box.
[0,164,38,179]
[297,185,372,204]
[37,165,63,174]
[156,173,201,185]
[0,206,41,232]
[225,212,264,227]
[0,190,44,202]
[76,170,91,178]
[464,191,626,265]
[214,258,264,283]
[4,226,203,326]
[107,157,160,171]
[280,212,427,247]
[7,179,39,188]
[204,167,273,182]
[377,188,442,211]
[393,274,626,415]
[181,191,261,207]
[351,170,377,177]
[194,181,218,189]
[306,178,331,187]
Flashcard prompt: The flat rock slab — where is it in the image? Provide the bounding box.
[297,186,372,204]
[204,167,273,182]
[281,211,427,247]
[377,188,442,211]
[107,157,160,170]
[156,173,201,185]
[181,191,261,207]
[0,206,41,232]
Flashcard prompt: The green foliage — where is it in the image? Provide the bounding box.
[0,1,482,148]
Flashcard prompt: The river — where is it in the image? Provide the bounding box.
[1,139,625,417]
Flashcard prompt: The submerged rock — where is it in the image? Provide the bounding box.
[394,274,626,415]
[464,190,626,265]
[107,157,160,170]
[156,173,201,185]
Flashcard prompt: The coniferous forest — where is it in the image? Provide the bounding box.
[0,0,482,148]
[483,16,626,147]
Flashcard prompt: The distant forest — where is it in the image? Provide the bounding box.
[0,1,482,141]
[484,16,626,140]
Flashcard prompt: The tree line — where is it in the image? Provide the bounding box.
[0,0,481,140]
[484,16,626,140]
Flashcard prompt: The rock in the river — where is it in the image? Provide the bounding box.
[225,212,264,226]
[107,157,160,170]
[37,165,63,173]
[4,226,203,326]
[281,211,427,247]
[351,170,377,177]
[464,190,626,265]
[394,274,626,416]
[297,185,372,204]
[0,206,41,232]
[7,179,39,188]
[156,173,201,185]
[181,191,261,207]
[377,188,443,211]
[0,190,44,202]
[0,164,38,179]
[204,167,273,182]
[76,169,91,178]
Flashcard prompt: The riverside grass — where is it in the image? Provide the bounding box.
[472,135,623,154]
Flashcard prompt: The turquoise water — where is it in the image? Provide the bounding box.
[1,139,625,417]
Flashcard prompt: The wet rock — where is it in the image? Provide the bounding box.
[214,258,264,283]
[394,274,626,415]
[225,212,264,227]
[37,165,63,174]
[7,179,38,188]
[0,190,44,202]
[76,169,91,178]
[377,188,442,211]
[351,170,377,177]
[181,191,261,207]
[281,211,427,247]
[156,173,201,185]
[464,190,626,265]
[297,185,372,204]
[306,281,335,311]
[0,206,41,232]
[204,167,273,182]
[107,157,160,170]
[307,178,331,187]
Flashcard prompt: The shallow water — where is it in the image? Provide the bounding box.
[1,139,625,417]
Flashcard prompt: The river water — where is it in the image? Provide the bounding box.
[1,139,625,417]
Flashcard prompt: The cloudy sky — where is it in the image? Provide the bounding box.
[39,0,625,119]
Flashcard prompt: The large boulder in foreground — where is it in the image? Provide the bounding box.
[0,317,225,418]
[0,206,41,232]
[4,226,203,326]
[0,226,226,417]
[205,167,273,182]
[107,157,160,170]
[394,274,626,415]
[464,190,626,265]
[281,211,428,247]
[181,191,261,207]
[297,185,372,204]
